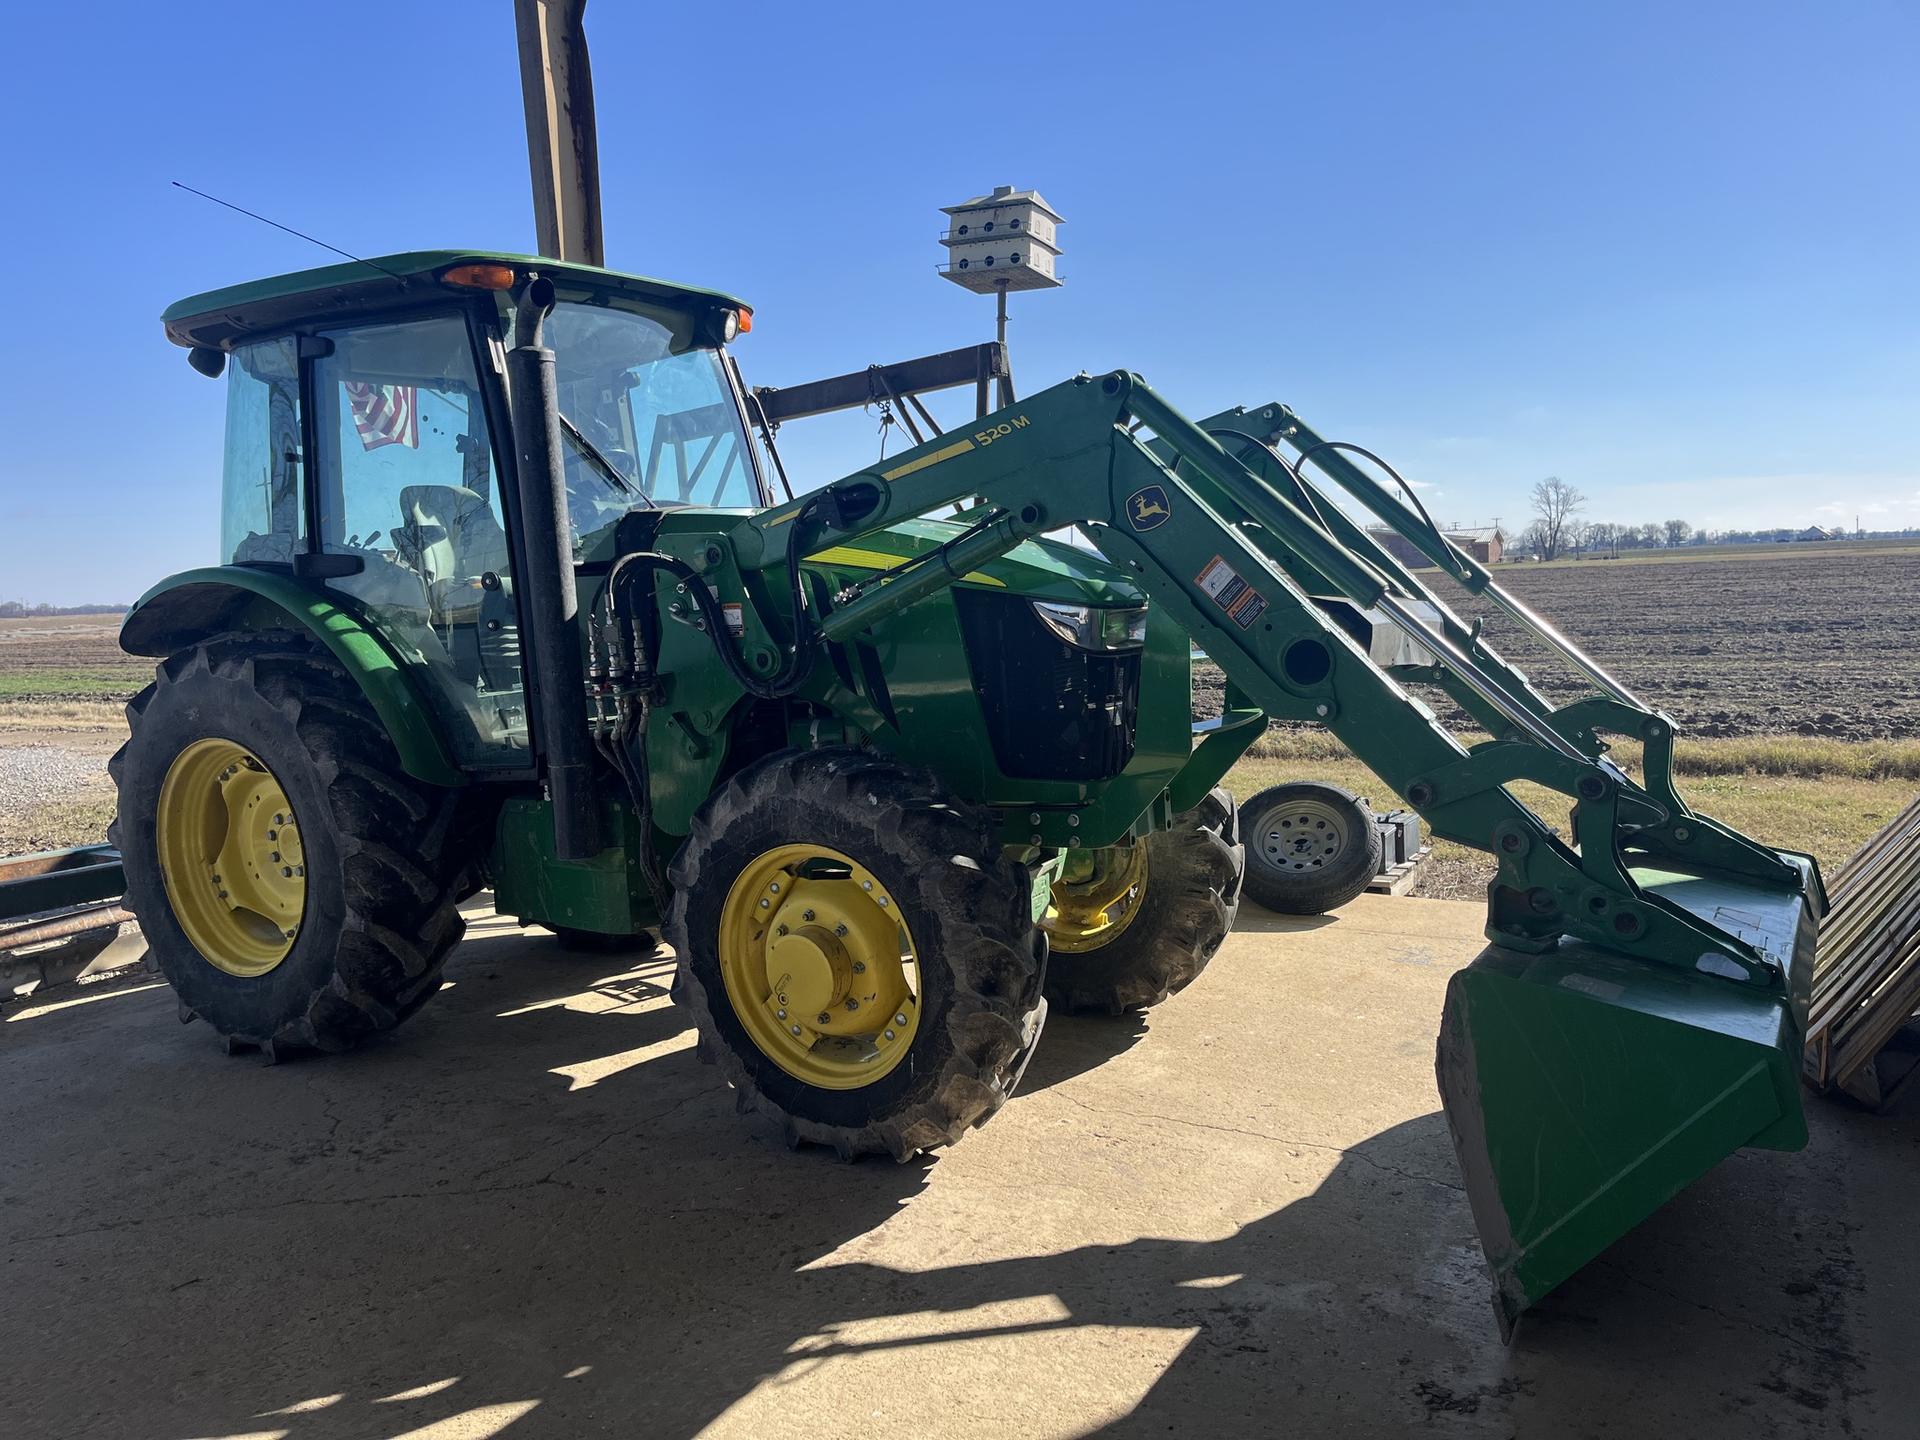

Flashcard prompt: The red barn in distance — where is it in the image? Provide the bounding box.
[1368,525,1504,568]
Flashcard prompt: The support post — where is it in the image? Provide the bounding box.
[995,282,1014,407]
[514,0,604,265]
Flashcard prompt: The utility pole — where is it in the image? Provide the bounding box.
[514,0,604,266]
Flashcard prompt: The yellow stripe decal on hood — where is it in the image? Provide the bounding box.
[760,435,974,528]
[881,437,974,482]
[805,544,1005,588]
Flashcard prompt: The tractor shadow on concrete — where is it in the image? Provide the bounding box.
[0,910,1889,1439]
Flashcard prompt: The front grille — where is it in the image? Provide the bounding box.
[955,590,1140,782]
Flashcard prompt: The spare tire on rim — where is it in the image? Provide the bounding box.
[1240,781,1381,916]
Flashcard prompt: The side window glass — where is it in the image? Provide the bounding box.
[220,337,301,564]
[312,314,527,764]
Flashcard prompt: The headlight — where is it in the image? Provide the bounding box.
[1031,601,1148,651]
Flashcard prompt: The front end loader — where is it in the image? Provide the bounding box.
[118,251,1819,1335]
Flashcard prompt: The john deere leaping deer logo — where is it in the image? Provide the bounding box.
[1127,485,1172,532]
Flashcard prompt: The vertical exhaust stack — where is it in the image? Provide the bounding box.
[507,277,600,860]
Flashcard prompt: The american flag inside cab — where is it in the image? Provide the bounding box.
[344,380,418,450]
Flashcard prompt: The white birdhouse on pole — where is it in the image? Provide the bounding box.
[938,186,1063,296]
[938,186,1062,405]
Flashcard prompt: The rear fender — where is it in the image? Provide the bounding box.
[120,567,464,788]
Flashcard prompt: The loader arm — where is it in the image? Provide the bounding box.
[718,369,1826,1335]
[1188,404,1811,893]
[730,371,1811,987]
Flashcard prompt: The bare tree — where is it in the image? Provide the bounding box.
[1528,477,1586,561]
[1663,519,1692,548]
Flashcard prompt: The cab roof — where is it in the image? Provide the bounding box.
[161,249,752,352]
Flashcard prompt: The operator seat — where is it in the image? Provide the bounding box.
[397,485,512,600]
[396,485,517,689]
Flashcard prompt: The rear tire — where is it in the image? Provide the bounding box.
[1241,781,1380,916]
[110,633,474,1053]
[667,748,1047,1160]
[1042,788,1244,1015]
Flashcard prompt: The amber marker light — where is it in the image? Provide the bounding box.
[440,263,517,290]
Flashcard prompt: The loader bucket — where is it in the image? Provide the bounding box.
[1437,860,1819,1339]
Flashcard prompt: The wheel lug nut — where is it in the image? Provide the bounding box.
[844,999,859,1011]
[293,866,303,877]
[802,909,815,922]
[271,851,281,863]
[775,924,789,936]
[837,924,849,938]
[817,1012,831,1025]
[851,959,864,972]
[281,867,293,877]
[267,829,278,841]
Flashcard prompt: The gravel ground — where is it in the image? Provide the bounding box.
[0,744,108,804]
[0,743,116,855]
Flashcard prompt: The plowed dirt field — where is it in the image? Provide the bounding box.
[1197,545,1920,740]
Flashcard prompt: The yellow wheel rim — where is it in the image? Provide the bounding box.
[155,738,306,978]
[717,843,921,1090]
[1043,841,1149,954]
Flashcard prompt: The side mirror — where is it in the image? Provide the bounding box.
[187,346,226,379]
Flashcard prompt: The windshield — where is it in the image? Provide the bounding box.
[545,301,762,557]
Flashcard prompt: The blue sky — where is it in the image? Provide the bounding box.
[2,1,1915,605]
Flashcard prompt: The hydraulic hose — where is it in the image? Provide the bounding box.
[1290,438,1454,569]
[603,496,823,701]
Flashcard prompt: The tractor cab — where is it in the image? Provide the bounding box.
[163,252,766,766]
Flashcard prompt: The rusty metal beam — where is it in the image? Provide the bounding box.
[1,903,135,954]
[752,344,1010,427]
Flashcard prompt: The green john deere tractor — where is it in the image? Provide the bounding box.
[118,251,1822,1334]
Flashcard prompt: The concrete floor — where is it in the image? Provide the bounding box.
[4,894,1914,1440]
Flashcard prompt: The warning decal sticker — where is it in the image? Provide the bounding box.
[1195,555,1269,629]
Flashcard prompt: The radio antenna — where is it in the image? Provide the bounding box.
[170,181,410,284]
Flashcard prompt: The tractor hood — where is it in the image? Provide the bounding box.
[804,518,1144,607]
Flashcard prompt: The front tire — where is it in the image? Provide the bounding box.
[110,634,473,1054]
[1041,787,1245,1015]
[667,748,1047,1160]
